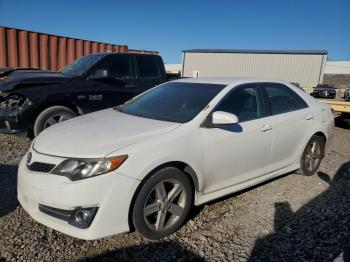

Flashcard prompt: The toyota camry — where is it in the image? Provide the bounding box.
[17,78,334,240]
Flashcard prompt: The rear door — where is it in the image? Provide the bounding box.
[261,83,313,173]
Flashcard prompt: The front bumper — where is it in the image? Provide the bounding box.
[313,92,336,99]
[17,150,140,240]
[0,106,28,135]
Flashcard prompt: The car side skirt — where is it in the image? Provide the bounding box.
[194,163,299,206]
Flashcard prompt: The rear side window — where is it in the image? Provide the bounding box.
[136,56,160,78]
[263,84,308,115]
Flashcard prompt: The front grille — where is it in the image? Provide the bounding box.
[27,162,55,173]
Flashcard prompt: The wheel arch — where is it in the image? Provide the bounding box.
[313,131,327,142]
[127,161,199,231]
[31,100,80,126]
[312,131,327,157]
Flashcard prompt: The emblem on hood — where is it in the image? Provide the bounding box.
[26,152,32,165]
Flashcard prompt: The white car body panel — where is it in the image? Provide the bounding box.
[34,109,180,158]
[200,116,273,194]
[17,146,140,240]
[18,77,334,240]
[264,108,313,173]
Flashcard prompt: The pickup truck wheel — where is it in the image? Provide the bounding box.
[34,106,77,136]
[132,167,193,240]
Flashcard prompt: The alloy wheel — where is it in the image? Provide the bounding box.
[43,114,72,129]
[143,179,186,231]
[304,141,322,173]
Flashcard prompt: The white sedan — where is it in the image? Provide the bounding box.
[17,78,334,240]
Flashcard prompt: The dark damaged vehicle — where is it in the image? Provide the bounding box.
[311,84,336,99]
[0,53,166,137]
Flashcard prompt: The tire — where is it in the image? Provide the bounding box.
[340,113,350,126]
[132,167,193,240]
[33,106,77,136]
[298,135,325,176]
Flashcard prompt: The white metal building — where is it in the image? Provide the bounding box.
[165,64,182,74]
[325,61,350,74]
[181,49,328,87]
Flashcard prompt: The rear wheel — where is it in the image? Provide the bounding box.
[33,106,77,136]
[299,135,325,176]
[132,167,193,240]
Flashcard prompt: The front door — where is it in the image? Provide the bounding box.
[88,54,138,110]
[200,84,273,194]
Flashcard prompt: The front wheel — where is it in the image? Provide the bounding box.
[132,167,193,240]
[299,135,325,176]
[33,106,77,136]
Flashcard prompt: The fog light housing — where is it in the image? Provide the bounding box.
[69,207,98,229]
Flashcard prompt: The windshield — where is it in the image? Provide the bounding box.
[316,84,334,89]
[118,82,225,123]
[61,54,106,76]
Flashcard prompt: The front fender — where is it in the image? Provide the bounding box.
[105,131,205,192]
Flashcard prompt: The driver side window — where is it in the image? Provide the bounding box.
[215,84,263,122]
[96,55,132,79]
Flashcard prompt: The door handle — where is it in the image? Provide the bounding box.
[306,114,314,120]
[260,124,272,132]
[124,84,135,88]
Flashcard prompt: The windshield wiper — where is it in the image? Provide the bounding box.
[114,105,123,112]
[58,71,70,76]
[114,106,182,123]
[114,107,148,118]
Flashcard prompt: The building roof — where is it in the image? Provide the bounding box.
[183,49,328,55]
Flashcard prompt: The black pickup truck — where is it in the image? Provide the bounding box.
[0,53,166,137]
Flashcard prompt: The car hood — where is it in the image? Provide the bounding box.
[0,68,71,91]
[33,108,180,158]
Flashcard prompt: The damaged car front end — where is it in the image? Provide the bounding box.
[0,67,61,136]
[0,91,32,135]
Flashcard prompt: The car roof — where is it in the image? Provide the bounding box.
[88,52,160,57]
[173,77,289,86]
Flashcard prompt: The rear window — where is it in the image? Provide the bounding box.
[136,56,160,78]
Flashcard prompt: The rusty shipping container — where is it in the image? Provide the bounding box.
[0,26,158,71]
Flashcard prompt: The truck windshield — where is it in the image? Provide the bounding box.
[61,54,106,76]
[117,82,225,123]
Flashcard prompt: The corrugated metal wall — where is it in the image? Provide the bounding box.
[325,61,350,74]
[182,52,327,87]
[0,26,158,71]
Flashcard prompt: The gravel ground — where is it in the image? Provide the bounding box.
[0,118,349,262]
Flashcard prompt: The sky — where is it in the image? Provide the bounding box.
[0,0,349,64]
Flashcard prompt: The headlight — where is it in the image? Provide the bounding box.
[52,155,128,181]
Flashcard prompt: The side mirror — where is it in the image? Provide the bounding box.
[212,111,239,125]
[90,69,109,80]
